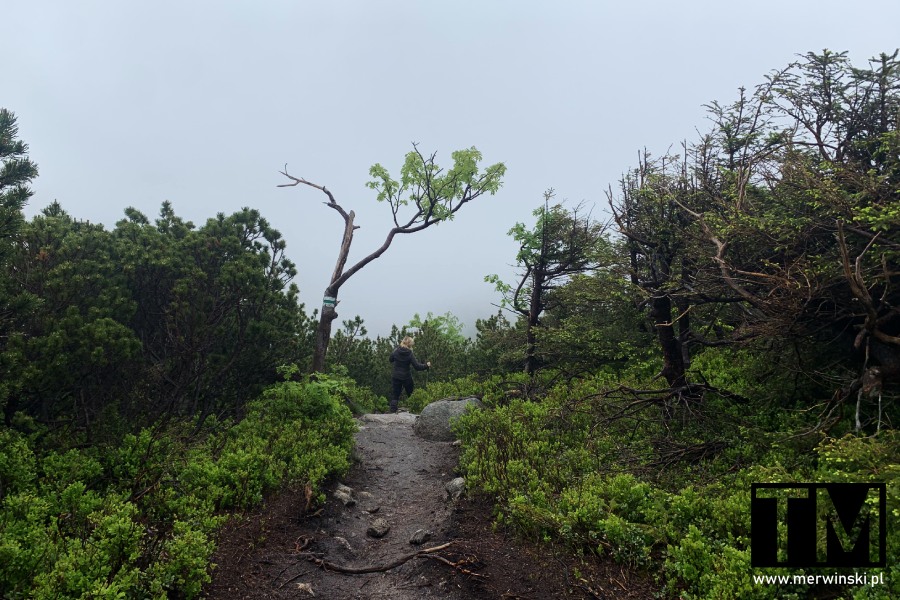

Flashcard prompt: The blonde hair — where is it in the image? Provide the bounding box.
[400,336,415,348]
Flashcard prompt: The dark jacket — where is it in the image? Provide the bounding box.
[389,346,428,380]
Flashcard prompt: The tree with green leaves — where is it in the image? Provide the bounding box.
[113,203,313,424]
[2,200,313,434]
[402,311,471,383]
[467,310,525,376]
[488,190,609,374]
[0,110,37,253]
[609,151,708,391]
[280,144,505,373]
[536,268,653,377]
[609,50,900,428]
[0,109,39,423]
[4,203,141,431]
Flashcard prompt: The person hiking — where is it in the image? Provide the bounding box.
[388,336,431,413]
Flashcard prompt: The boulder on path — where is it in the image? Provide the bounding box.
[414,397,483,441]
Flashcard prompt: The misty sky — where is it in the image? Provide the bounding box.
[5,1,899,337]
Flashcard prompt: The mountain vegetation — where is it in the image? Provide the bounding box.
[1,49,897,598]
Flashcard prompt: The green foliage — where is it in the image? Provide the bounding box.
[467,311,526,376]
[0,429,35,500]
[406,374,490,414]
[0,109,38,257]
[536,269,653,375]
[1,201,316,437]
[0,109,39,421]
[0,379,355,598]
[487,192,612,373]
[367,145,505,225]
[456,365,900,599]
[316,367,390,414]
[598,49,900,407]
[403,312,472,383]
[326,311,485,405]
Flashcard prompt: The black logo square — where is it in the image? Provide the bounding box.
[751,483,886,568]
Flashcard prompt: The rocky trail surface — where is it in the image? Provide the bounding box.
[204,410,656,599]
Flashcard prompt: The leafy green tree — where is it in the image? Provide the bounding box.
[489,190,610,374]
[0,109,37,260]
[688,50,900,416]
[609,50,899,428]
[113,204,314,424]
[2,200,314,434]
[3,204,141,434]
[0,109,39,421]
[537,268,653,377]
[403,311,471,383]
[328,316,388,395]
[609,151,715,391]
[329,312,474,400]
[467,311,526,376]
[280,145,505,373]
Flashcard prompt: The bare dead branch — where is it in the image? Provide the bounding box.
[279,167,354,221]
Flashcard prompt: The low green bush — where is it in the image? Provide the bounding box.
[405,372,537,413]
[0,378,356,598]
[455,370,899,600]
[302,368,389,415]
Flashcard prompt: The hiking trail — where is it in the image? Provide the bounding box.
[204,411,656,599]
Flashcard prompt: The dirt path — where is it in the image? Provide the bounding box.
[205,412,658,599]
[205,412,472,599]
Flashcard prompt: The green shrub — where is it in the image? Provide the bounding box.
[456,371,900,600]
[302,369,389,415]
[0,378,357,598]
[406,372,536,413]
[0,429,36,500]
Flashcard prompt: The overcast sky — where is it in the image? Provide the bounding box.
[5,1,900,337]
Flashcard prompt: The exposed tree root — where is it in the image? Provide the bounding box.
[422,552,488,579]
[300,542,457,575]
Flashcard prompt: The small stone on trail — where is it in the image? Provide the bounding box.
[334,483,355,507]
[367,517,390,538]
[334,536,355,556]
[445,477,466,501]
[409,529,432,545]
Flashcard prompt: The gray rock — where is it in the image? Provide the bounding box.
[414,397,483,442]
[445,477,466,501]
[409,529,432,545]
[333,535,356,556]
[334,483,356,507]
[359,413,417,425]
[367,517,390,538]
